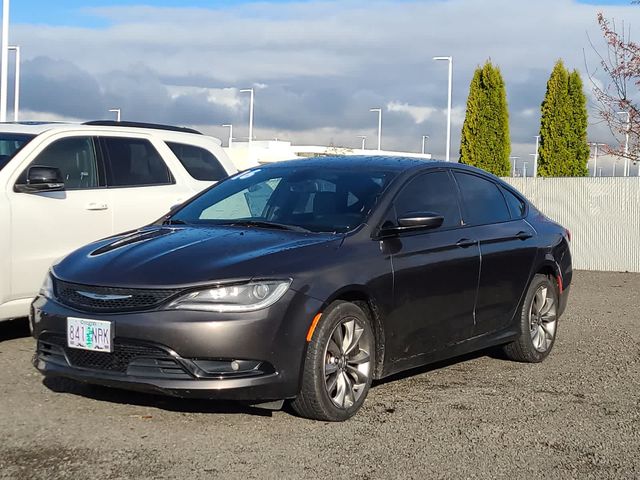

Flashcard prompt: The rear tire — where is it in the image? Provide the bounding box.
[290,301,374,421]
[502,274,559,363]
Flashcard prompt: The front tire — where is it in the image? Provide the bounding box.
[503,274,559,363]
[290,301,374,421]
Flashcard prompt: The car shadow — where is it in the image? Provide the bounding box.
[0,317,30,343]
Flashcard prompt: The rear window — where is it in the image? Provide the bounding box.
[0,133,35,171]
[166,142,228,182]
[502,187,527,219]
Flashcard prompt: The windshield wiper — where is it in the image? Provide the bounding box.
[224,220,311,233]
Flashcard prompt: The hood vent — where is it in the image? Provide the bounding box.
[91,228,176,256]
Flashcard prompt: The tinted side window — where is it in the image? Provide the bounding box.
[502,187,526,219]
[18,136,99,190]
[394,171,462,229]
[454,172,510,225]
[166,142,228,181]
[103,137,172,187]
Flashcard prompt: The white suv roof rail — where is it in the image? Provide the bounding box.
[82,120,203,135]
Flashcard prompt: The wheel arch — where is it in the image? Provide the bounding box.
[323,286,386,380]
[535,254,563,293]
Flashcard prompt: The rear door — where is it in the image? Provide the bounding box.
[99,136,195,234]
[452,171,537,335]
[382,170,480,363]
[8,135,112,300]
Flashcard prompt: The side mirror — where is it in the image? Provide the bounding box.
[15,166,65,193]
[380,211,444,236]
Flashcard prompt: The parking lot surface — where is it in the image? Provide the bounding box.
[1,271,639,479]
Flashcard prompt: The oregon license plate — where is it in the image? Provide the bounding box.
[67,317,113,352]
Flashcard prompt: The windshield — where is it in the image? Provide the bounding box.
[0,133,36,171]
[170,165,398,233]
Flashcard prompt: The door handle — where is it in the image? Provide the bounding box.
[456,238,476,248]
[85,202,109,211]
[514,231,533,240]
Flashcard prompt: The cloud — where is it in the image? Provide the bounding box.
[387,102,437,124]
[10,0,640,159]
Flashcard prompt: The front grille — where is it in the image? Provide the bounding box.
[53,279,180,313]
[40,334,188,378]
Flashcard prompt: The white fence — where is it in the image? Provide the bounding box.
[503,177,640,273]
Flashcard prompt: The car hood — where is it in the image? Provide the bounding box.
[53,225,341,288]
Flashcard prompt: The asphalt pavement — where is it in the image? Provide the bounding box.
[1,271,638,479]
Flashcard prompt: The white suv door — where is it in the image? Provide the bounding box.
[98,135,194,233]
[8,135,112,300]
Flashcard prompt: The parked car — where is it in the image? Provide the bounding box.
[31,156,572,421]
[0,121,236,322]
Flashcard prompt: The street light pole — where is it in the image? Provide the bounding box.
[357,135,367,151]
[222,124,233,148]
[433,56,453,162]
[0,0,10,123]
[523,162,528,178]
[370,108,382,151]
[422,135,429,155]
[8,44,18,122]
[240,88,254,145]
[509,156,520,177]
[533,135,540,178]
[109,108,121,122]
[617,111,630,176]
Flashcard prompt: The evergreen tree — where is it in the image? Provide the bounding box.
[538,61,589,177]
[568,70,590,176]
[459,61,511,176]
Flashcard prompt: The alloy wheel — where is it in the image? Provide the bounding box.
[323,317,372,409]
[529,285,558,353]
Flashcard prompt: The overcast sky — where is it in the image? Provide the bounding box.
[7,0,640,167]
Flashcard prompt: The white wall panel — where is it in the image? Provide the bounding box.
[503,177,640,272]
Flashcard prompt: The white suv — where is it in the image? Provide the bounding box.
[0,121,237,322]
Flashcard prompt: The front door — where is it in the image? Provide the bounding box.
[8,136,112,300]
[382,170,480,364]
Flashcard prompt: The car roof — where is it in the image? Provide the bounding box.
[256,155,499,177]
[258,155,434,172]
[0,122,220,143]
[0,122,70,135]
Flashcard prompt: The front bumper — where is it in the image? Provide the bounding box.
[31,289,324,402]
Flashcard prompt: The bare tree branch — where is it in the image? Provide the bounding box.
[587,12,640,164]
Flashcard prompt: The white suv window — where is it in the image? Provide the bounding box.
[102,137,173,187]
[0,133,35,171]
[166,142,228,181]
[17,136,100,190]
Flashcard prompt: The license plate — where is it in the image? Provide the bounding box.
[67,317,113,352]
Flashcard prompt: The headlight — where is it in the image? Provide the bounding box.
[167,280,291,313]
[40,271,54,300]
